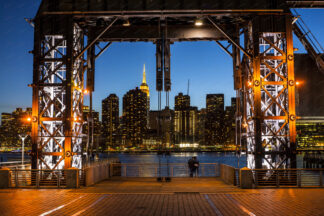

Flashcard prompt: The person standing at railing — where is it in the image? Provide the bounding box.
[192,157,199,177]
[188,157,200,177]
[188,157,194,177]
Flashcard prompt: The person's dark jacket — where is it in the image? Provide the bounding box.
[188,159,194,169]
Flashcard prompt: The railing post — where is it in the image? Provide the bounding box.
[155,166,157,177]
[123,165,127,177]
[109,163,112,177]
[36,171,40,188]
[276,170,279,188]
[320,170,323,187]
[254,171,258,188]
[15,170,18,188]
[57,172,61,188]
[297,170,301,188]
[201,166,204,177]
[171,167,173,177]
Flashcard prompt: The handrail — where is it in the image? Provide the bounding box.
[0,161,31,165]
[252,168,324,171]
[291,8,324,73]
[110,162,219,165]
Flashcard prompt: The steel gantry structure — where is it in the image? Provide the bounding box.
[31,0,324,170]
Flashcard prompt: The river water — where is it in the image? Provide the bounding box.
[104,152,247,168]
[101,152,311,168]
[1,152,322,169]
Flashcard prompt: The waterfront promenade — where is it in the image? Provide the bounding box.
[0,178,323,216]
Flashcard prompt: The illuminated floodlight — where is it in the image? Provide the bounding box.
[83,89,89,94]
[26,117,32,122]
[122,19,131,27]
[195,18,203,26]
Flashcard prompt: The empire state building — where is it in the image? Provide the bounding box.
[140,64,150,109]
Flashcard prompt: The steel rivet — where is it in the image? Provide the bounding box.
[288,54,294,61]
[254,80,260,86]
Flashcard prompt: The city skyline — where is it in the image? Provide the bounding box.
[1,1,324,120]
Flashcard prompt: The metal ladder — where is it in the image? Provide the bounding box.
[291,9,324,73]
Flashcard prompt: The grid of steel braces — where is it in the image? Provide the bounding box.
[35,24,84,169]
[245,28,296,169]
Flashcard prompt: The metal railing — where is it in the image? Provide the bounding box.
[253,168,324,188]
[234,168,240,186]
[8,169,84,188]
[110,163,220,177]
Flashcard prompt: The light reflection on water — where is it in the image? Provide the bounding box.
[101,152,322,169]
[101,152,247,168]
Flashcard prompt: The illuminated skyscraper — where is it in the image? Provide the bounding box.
[205,94,225,146]
[140,64,150,125]
[148,107,174,148]
[0,108,32,148]
[82,106,101,150]
[174,93,197,144]
[197,108,207,145]
[175,93,190,110]
[102,94,119,149]
[122,87,148,147]
[206,94,224,114]
[140,64,150,99]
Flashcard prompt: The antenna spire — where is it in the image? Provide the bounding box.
[142,64,147,84]
[187,79,190,95]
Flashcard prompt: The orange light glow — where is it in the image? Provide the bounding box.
[296,81,303,86]
[26,117,32,122]
[247,81,253,87]
[242,123,248,128]
[84,89,89,94]
[74,117,78,121]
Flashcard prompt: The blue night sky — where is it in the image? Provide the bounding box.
[0,1,324,118]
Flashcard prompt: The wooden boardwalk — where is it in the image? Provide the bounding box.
[0,178,323,216]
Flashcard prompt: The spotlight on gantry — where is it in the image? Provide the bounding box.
[195,18,204,26]
[122,19,131,27]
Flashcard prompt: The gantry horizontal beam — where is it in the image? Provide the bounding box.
[286,1,324,8]
[91,24,232,42]
[37,0,288,17]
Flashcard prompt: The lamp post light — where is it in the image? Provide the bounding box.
[18,134,28,165]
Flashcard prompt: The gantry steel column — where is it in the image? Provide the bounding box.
[31,16,85,169]
[242,15,297,169]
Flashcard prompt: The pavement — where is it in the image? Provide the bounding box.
[0,177,324,216]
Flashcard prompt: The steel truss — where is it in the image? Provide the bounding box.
[242,16,296,169]
[32,20,85,169]
[32,1,298,171]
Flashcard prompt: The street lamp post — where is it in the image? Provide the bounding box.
[18,135,28,165]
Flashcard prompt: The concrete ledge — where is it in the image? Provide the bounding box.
[220,164,235,185]
[85,163,110,186]
[0,167,11,189]
[240,167,253,189]
[66,168,79,188]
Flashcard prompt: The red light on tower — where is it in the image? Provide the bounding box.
[295,80,304,87]
[247,81,253,87]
